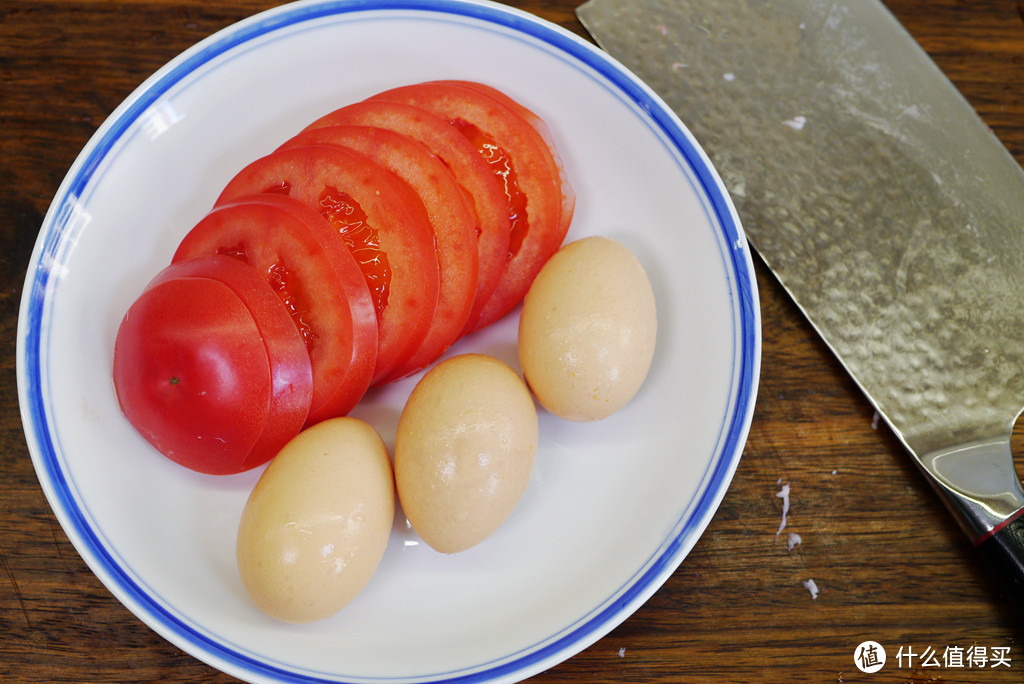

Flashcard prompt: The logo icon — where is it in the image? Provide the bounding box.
[854,641,886,673]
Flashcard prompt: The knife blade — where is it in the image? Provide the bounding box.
[577,0,1024,599]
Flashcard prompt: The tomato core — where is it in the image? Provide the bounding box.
[449,118,528,262]
[318,185,391,319]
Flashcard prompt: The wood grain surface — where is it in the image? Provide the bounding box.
[2,1,1023,682]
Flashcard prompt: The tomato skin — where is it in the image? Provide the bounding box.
[173,195,377,424]
[279,125,478,380]
[303,100,511,335]
[120,255,314,473]
[113,273,274,475]
[369,81,568,331]
[215,144,440,385]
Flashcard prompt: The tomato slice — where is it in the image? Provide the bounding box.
[369,81,567,330]
[280,124,478,380]
[214,144,440,385]
[148,255,313,470]
[173,194,377,423]
[304,100,510,336]
[113,255,313,474]
[438,80,575,242]
[114,276,271,474]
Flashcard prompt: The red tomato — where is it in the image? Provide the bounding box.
[149,255,313,470]
[173,194,377,423]
[303,100,511,334]
[113,255,312,474]
[280,124,478,380]
[214,144,440,385]
[369,81,568,330]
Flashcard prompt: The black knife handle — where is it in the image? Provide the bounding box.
[976,513,1024,606]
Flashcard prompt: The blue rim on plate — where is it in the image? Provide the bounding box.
[17,0,760,682]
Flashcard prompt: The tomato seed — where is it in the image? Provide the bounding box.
[448,118,528,262]
[318,186,391,320]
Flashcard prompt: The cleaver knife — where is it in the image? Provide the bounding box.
[578,0,1024,600]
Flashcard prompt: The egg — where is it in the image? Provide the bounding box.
[395,354,538,553]
[235,417,395,623]
[518,236,657,422]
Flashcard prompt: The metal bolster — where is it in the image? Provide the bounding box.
[918,437,1024,542]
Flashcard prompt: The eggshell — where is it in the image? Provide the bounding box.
[236,417,395,623]
[395,354,538,553]
[518,236,657,421]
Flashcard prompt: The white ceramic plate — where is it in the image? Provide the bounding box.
[17,1,760,682]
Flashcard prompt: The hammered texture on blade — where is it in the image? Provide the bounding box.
[579,0,1024,454]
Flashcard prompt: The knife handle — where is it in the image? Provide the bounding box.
[976,512,1024,605]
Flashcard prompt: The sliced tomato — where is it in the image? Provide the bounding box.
[149,255,313,470]
[369,81,567,330]
[113,255,312,474]
[280,124,477,380]
[214,144,440,384]
[114,276,271,474]
[173,194,377,423]
[304,100,510,334]
[438,80,575,241]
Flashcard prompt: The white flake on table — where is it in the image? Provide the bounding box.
[782,115,807,130]
[803,578,820,599]
[775,480,791,539]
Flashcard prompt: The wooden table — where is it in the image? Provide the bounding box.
[2,1,1023,681]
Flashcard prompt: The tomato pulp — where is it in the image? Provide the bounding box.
[215,144,440,385]
[369,81,569,331]
[440,80,575,242]
[280,124,478,380]
[304,100,511,333]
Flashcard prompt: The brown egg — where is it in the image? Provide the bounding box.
[518,236,657,421]
[236,417,395,623]
[395,354,538,554]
